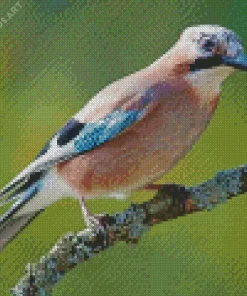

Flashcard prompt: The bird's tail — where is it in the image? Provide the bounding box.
[0,171,46,250]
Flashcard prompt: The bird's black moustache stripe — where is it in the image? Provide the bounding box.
[189,55,223,71]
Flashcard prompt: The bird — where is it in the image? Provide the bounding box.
[0,24,246,249]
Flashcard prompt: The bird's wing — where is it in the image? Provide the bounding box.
[0,79,162,201]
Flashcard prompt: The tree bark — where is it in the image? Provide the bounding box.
[10,164,247,296]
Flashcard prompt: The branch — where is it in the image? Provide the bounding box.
[10,164,247,296]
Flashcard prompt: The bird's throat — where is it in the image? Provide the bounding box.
[184,65,234,104]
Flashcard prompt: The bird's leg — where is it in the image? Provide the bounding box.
[79,197,102,230]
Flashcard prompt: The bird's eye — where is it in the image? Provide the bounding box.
[202,39,216,52]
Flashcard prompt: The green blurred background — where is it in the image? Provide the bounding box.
[0,0,247,295]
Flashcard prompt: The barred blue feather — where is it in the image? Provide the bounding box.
[74,110,141,153]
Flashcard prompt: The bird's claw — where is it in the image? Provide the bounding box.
[85,215,105,233]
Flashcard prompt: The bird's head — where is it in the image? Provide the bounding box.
[176,25,247,73]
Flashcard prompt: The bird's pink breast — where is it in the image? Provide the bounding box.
[57,81,219,197]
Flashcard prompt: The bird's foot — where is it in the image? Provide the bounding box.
[79,197,106,232]
[85,214,106,233]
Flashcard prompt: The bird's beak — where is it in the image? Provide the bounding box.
[222,52,247,70]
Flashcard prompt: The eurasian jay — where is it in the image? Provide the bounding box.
[0,25,246,248]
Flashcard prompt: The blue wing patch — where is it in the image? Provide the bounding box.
[74,109,142,153]
[37,83,161,159]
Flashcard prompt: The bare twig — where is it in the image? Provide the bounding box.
[10,164,247,296]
